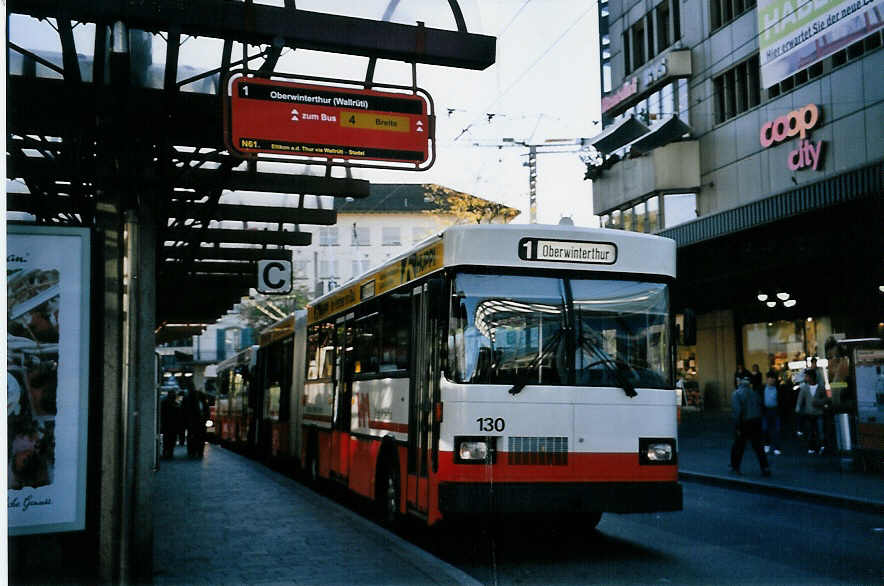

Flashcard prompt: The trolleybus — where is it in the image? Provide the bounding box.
[295,223,683,527]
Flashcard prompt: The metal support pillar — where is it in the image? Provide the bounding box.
[122,204,157,584]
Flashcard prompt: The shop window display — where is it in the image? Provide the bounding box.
[742,317,833,380]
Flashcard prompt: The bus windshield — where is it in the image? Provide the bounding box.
[448,273,671,389]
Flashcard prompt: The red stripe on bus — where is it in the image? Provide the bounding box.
[437,451,678,483]
[369,420,408,433]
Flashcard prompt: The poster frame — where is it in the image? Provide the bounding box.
[7,223,91,536]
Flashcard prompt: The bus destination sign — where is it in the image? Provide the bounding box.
[229,77,431,164]
[518,238,617,265]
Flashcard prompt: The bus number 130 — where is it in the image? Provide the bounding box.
[477,417,506,432]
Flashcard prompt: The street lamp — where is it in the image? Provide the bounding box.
[757,292,769,302]
[776,291,790,301]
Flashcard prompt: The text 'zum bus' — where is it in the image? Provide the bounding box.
[213,224,683,527]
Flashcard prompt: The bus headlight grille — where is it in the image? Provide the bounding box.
[507,436,568,466]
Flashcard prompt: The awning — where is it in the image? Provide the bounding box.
[628,115,693,155]
[590,115,650,154]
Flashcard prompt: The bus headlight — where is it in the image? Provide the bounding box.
[455,437,495,464]
[639,438,677,465]
[647,443,672,461]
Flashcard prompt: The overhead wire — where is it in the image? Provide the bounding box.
[454,3,596,141]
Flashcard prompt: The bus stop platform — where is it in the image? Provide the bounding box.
[677,410,884,512]
[152,444,479,585]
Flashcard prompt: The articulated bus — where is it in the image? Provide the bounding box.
[214,345,258,448]
[294,223,683,527]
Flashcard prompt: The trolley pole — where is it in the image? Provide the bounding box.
[528,145,538,224]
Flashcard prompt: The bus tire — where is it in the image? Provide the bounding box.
[375,455,400,529]
[306,435,320,489]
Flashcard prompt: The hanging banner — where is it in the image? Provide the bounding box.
[7,225,91,535]
[758,0,884,88]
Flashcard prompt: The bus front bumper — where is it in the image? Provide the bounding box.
[438,481,683,514]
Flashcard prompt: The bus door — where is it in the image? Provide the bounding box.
[407,282,436,513]
[331,313,354,481]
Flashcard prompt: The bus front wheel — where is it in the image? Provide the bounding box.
[376,459,400,528]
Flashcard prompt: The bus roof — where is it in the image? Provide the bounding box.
[214,344,259,372]
[307,224,676,323]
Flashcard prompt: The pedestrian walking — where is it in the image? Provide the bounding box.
[160,391,179,459]
[750,364,763,393]
[795,369,827,454]
[762,373,781,455]
[730,376,771,476]
[177,391,187,447]
[182,389,209,458]
[734,364,750,389]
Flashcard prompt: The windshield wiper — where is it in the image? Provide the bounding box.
[508,329,564,395]
[576,333,638,398]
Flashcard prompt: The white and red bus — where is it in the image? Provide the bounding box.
[293,223,683,527]
[214,345,258,448]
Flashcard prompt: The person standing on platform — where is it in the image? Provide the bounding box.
[795,369,826,454]
[762,373,781,455]
[731,377,771,477]
[183,388,209,458]
[750,364,763,394]
[734,364,750,389]
[160,391,179,459]
[176,391,187,447]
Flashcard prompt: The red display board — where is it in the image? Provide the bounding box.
[229,77,431,165]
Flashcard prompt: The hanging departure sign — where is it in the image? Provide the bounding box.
[227,75,434,168]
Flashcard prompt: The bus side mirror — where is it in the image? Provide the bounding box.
[682,309,697,346]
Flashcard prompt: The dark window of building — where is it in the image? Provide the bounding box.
[847,38,865,59]
[865,31,882,51]
[832,49,847,66]
[633,20,646,68]
[673,0,681,40]
[657,2,671,53]
[711,0,756,30]
[714,76,726,124]
[714,55,760,124]
[647,14,656,59]
[808,61,824,79]
[747,60,760,107]
[780,75,794,92]
[623,31,631,73]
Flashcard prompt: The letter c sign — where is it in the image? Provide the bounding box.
[257,260,292,294]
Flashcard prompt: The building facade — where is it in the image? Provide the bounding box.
[593,0,883,408]
[291,183,518,296]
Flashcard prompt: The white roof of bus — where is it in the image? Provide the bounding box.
[315,224,675,308]
[442,224,675,278]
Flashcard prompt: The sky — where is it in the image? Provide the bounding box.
[8,0,602,226]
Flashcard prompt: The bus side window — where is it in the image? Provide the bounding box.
[355,310,380,375]
[380,292,410,372]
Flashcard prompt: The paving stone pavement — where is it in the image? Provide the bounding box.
[153,444,479,585]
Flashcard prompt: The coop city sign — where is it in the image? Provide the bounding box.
[759,103,825,171]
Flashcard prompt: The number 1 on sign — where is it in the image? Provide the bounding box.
[522,240,534,260]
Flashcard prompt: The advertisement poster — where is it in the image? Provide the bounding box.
[854,348,884,424]
[758,0,884,88]
[7,225,90,535]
